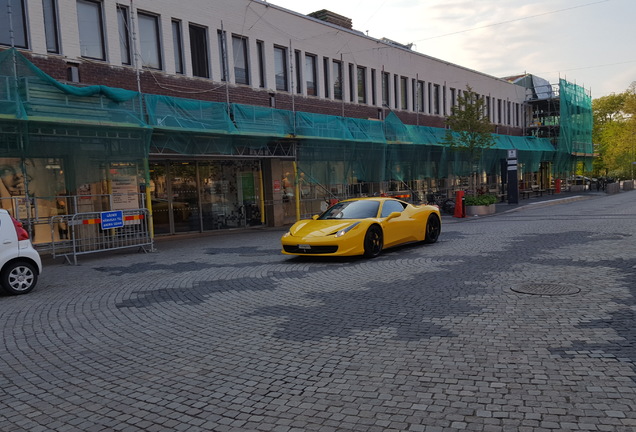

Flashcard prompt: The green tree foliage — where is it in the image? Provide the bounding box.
[444,85,495,192]
[593,83,636,178]
[444,85,495,161]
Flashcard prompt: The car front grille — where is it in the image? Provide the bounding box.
[283,245,338,254]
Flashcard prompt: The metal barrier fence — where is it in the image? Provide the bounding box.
[50,208,154,265]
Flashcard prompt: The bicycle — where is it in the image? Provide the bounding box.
[426,193,455,215]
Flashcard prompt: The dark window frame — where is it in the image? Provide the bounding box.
[76,0,105,60]
[232,34,249,85]
[189,24,210,78]
[43,0,60,53]
[137,11,162,70]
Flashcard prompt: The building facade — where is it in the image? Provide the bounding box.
[0,0,592,242]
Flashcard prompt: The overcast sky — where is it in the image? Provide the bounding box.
[268,0,635,99]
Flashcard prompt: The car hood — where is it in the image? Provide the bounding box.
[289,219,362,237]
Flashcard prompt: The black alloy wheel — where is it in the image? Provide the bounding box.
[423,214,441,244]
[363,225,383,258]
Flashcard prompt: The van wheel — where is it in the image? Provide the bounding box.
[1,261,38,295]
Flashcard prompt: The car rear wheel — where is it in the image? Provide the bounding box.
[424,214,441,244]
[1,261,38,295]
[363,226,383,258]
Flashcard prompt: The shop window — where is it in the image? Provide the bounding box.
[172,20,184,74]
[43,0,60,53]
[76,0,105,60]
[137,12,162,69]
[189,24,209,78]
[117,5,131,65]
[232,35,249,85]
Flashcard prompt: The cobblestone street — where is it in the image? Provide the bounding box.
[1,192,635,431]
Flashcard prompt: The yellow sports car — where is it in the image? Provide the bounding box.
[281,197,441,258]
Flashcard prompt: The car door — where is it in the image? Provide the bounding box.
[380,200,416,247]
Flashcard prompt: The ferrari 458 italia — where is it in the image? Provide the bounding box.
[281,197,441,258]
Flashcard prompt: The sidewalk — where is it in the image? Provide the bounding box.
[443,188,606,222]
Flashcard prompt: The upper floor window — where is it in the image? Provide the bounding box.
[332,60,342,100]
[294,50,302,94]
[217,30,228,81]
[381,72,390,107]
[305,54,317,96]
[256,40,265,88]
[400,76,408,110]
[190,24,209,78]
[42,0,60,53]
[77,0,105,60]
[370,69,377,106]
[172,20,184,74]
[433,84,440,115]
[0,0,28,48]
[416,80,425,112]
[357,66,367,104]
[137,12,161,69]
[232,35,249,85]
[323,57,330,98]
[117,5,131,65]
[274,46,288,91]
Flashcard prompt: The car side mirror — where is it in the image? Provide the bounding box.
[312,215,319,220]
[386,211,401,221]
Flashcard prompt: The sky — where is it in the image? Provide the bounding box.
[268,0,636,99]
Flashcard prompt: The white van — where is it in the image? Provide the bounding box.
[0,209,42,295]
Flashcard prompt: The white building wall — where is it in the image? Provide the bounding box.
[19,0,528,125]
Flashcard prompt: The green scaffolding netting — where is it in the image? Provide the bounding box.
[557,79,594,172]
[0,48,593,190]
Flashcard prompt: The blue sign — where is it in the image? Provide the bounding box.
[101,211,124,229]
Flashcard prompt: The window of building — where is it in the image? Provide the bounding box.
[497,99,502,123]
[450,88,456,108]
[486,96,491,120]
[295,50,302,94]
[232,35,249,85]
[42,0,60,53]
[323,57,330,98]
[274,46,288,91]
[332,60,342,100]
[371,69,377,106]
[348,63,355,102]
[393,75,399,109]
[217,30,227,81]
[1,0,28,48]
[117,5,131,65]
[256,40,265,88]
[433,84,440,115]
[443,85,447,115]
[357,66,367,104]
[305,54,317,96]
[76,0,105,59]
[416,80,425,112]
[190,24,209,78]
[137,12,161,69]
[400,76,408,110]
[381,72,390,107]
[172,20,184,74]
[507,101,511,125]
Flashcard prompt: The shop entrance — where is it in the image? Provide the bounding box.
[149,160,262,235]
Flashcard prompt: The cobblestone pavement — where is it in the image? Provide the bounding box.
[1,191,635,432]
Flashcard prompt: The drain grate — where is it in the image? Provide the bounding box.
[511,283,580,296]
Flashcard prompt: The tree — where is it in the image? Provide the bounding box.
[593,82,636,178]
[444,85,495,193]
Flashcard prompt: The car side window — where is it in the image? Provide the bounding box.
[381,200,406,218]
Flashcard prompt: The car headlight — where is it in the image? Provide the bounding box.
[335,222,360,237]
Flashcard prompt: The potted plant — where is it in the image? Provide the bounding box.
[464,194,497,216]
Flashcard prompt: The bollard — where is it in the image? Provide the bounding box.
[454,190,465,218]
[555,179,561,194]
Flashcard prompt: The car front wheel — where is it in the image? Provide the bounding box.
[424,214,441,244]
[363,226,383,258]
[1,261,38,295]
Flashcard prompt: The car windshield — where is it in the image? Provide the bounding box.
[319,200,380,219]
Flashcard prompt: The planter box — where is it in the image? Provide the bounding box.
[465,204,496,216]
